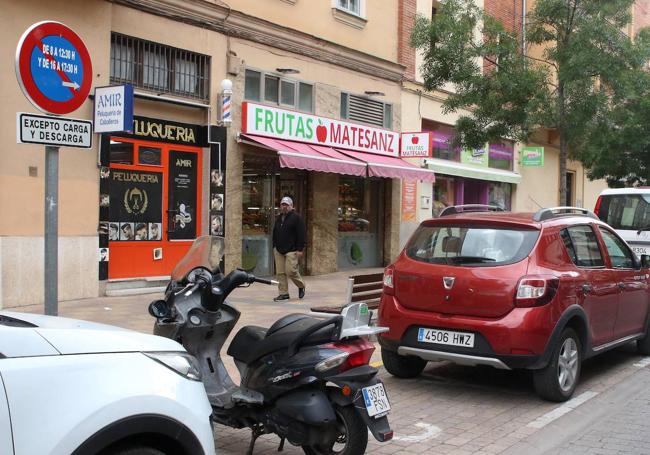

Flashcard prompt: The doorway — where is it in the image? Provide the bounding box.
[107,137,202,279]
[242,153,307,276]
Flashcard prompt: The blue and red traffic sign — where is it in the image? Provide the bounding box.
[15,21,92,115]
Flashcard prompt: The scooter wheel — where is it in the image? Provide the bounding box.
[302,405,367,455]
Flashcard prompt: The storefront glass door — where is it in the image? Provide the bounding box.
[107,137,201,279]
[242,154,307,276]
[337,177,384,269]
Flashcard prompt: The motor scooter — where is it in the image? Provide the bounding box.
[149,236,393,454]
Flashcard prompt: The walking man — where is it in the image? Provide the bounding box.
[272,196,306,301]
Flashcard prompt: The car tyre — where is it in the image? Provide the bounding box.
[381,348,426,378]
[533,328,581,402]
[637,319,650,355]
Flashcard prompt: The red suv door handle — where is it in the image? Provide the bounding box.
[582,283,592,294]
[618,282,626,290]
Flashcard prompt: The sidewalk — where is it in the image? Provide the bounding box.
[8,267,384,380]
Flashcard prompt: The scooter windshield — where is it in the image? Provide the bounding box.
[171,235,225,281]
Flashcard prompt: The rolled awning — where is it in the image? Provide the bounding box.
[337,149,437,183]
[240,134,367,177]
[424,157,522,184]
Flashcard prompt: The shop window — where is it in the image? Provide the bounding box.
[488,141,514,170]
[433,177,455,217]
[244,69,314,113]
[109,140,134,164]
[138,146,162,166]
[340,92,392,129]
[110,33,210,102]
[338,177,379,233]
[432,141,458,161]
[424,124,459,161]
[488,182,512,210]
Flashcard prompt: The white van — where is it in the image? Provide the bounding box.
[595,188,650,256]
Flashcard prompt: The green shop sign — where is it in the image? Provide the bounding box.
[460,148,488,167]
[521,146,544,166]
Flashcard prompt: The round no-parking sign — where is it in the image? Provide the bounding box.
[15,21,92,115]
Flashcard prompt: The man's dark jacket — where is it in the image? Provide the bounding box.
[273,211,306,254]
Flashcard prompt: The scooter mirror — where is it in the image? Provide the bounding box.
[148,300,171,318]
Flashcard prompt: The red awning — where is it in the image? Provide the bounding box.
[241,134,366,177]
[336,149,437,183]
[240,134,436,182]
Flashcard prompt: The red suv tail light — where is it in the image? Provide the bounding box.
[383,266,395,295]
[515,275,560,307]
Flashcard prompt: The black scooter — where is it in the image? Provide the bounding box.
[149,236,392,454]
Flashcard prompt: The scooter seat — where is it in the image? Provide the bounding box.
[227,325,268,362]
[228,315,335,365]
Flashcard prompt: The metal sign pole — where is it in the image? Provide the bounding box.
[44,145,59,316]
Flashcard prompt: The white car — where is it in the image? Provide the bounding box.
[0,311,216,455]
[595,188,650,256]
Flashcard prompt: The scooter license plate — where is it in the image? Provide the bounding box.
[362,383,391,418]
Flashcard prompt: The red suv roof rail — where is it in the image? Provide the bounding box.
[440,204,506,217]
[532,206,598,222]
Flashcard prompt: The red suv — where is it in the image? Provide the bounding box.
[379,206,650,401]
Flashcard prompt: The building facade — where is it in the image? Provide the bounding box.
[1,0,439,308]
[397,0,610,246]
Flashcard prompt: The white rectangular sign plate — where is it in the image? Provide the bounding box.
[17,112,92,148]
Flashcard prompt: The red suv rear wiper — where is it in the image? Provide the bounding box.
[448,256,497,264]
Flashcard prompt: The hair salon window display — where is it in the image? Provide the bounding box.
[108,168,164,241]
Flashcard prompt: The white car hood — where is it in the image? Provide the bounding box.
[0,311,182,357]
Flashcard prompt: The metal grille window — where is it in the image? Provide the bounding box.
[341,93,392,129]
[110,33,210,102]
[244,69,314,113]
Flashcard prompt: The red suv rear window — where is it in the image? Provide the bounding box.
[405,225,539,266]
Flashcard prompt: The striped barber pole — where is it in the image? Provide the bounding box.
[222,92,232,125]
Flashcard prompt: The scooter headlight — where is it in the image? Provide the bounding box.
[144,352,202,381]
[315,352,349,373]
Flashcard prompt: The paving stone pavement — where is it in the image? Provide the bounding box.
[7,269,650,454]
[549,369,650,455]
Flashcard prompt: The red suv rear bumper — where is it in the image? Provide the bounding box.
[378,294,556,370]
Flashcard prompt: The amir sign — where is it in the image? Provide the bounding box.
[242,102,399,156]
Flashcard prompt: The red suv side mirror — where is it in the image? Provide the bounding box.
[641,254,650,269]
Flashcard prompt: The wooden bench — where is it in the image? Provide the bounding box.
[310,272,384,315]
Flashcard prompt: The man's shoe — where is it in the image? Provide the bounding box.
[298,288,305,299]
[273,294,290,302]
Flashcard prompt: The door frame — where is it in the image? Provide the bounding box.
[107,136,202,279]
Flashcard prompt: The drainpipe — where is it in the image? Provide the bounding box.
[522,0,527,55]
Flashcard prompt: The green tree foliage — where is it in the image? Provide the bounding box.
[411,0,650,203]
